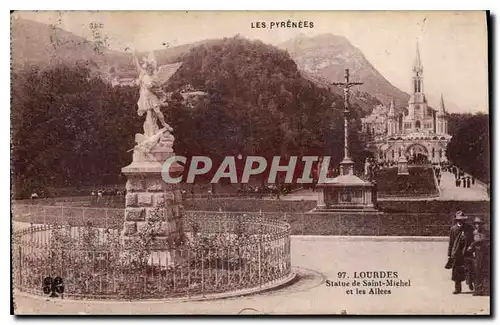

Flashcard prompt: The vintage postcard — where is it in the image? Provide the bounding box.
[11,10,490,315]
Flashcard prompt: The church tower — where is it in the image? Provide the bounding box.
[387,98,397,135]
[407,42,429,130]
[436,94,448,134]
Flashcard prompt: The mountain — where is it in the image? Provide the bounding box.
[11,17,134,76]
[299,69,383,115]
[278,34,410,111]
[11,17,224,81]
[11,18,410,115]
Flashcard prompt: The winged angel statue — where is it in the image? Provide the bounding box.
[131,50,182,153]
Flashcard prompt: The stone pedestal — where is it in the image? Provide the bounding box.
[397,155,409,175]
[315,174,378,213]
[121,130,184,264]
[314,155,378,213]
[316,189,326,209]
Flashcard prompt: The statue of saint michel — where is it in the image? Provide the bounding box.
[131,50,182,153]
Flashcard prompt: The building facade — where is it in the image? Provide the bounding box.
[361,44,452,164]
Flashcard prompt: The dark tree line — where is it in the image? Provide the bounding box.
[11,63,141,198]
[11,36,367,198]
[446,113,490,183]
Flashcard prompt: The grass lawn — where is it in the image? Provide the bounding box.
[376,166,438,197]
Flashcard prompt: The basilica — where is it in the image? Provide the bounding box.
[361,44,452,165]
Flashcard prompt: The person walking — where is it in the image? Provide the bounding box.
[468,217,490,296]
[446,211,475,294]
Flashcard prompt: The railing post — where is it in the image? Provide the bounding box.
[105,209,108,230]
[201,249,204,292]
[258,240,262,286]
[18,246,22,288]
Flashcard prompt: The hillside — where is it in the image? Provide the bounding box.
[300,70,382,116]
[279,34,410,110]
[11,17,132,76]
[162,36,366,163]
[11,17,219,79]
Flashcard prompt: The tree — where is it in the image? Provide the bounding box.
[446,113,490,183]
[11,63,140,198]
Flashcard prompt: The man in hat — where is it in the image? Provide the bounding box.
[447,211,475,294]
[468,217,490,296]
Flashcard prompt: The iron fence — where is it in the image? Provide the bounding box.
[12,207,291,300]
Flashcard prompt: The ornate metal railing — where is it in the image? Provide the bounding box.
[12,207,291,300]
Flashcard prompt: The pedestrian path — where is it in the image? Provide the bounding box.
[438,171,489,201]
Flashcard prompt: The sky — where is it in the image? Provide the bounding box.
[13,10,489,113]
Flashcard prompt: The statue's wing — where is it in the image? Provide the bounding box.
[154,62,182,84]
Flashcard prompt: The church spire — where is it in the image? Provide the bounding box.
[411,41,424,95]
[437,93,446,116]
[388,98,396,117]
[387,98,398,135]
[413,41,423,73]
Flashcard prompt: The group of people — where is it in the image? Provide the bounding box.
[446,210,490,296]
[376,160,398,169]
[90,188,125,204]
[236,184,293,198]
[443,165,476,188]
[179,184,294,199]
[364,158,381,181]
[454,176,474,188]
[433,167,442,186]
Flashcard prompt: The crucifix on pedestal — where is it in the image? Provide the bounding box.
[314,68,378,213]
[331,68,363,176]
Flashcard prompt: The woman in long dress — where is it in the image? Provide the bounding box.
[468,217,490,296]
[133,52,168,137]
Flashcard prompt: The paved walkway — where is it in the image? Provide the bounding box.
[13,237,490,315]
[437,170,489,201]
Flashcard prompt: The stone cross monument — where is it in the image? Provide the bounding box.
[331,68,364,176]
[315,69,378,213]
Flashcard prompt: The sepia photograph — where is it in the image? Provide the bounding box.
[10,10,490,315]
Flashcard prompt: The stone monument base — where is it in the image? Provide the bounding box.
[121,147,185,265]
[397,156,409,175]
[315,174,379,214]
